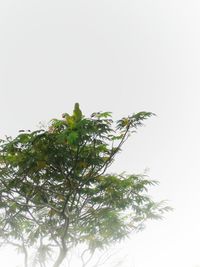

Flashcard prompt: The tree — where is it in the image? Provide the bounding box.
[0,103,170,267]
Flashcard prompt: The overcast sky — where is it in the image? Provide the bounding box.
[1,1,200,266]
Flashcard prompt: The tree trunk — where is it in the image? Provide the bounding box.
[22,244,28,267]
[52,248,67,267]
[24,251,28,267]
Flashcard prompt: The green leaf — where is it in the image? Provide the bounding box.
[67,131,78,144]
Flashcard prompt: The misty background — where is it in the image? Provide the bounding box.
[0,0,200,266]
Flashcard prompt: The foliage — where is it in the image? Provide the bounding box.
[0,103,171,267]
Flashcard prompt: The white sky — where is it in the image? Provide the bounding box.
[0,0,200,266]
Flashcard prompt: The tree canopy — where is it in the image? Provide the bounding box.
[0,104,170,267]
